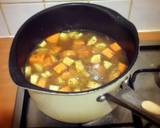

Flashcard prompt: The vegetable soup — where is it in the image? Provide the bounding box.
[24,30,128,92]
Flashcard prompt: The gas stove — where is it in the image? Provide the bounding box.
[12,43,160,128]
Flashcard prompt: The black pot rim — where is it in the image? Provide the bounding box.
[9,3,139,95]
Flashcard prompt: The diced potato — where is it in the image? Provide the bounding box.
[37,77,47,88]
[118,62,127,73]
[30,74,39,85]
[25,66,32,77]
[102,48,114,59]
[49,85,60,91]
[74,33,83,39]
[74,88,81,92]
[39,40,47,47]
[46,33,60,44]
[87,36,97,46]
[90,54,101,64]
[75,60,85,72]
[41,70,52,78]
[81,70,90,77]
[87,81,101,89]
[68,78,79,87]
[68,31,78,38]
[53,63,67,74]
[95,43,106,50]
[57,77,65,85]
[59,86,72,92]
[60,32,69,41]
[103,61,112,69]
[110,42,122,52]
[61,50,76,58]
[33,63,43,72]
[62,57,74,66]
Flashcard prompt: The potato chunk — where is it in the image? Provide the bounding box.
[87,36,97,46]
[103,61,112,69]
[53,63,67,74]
[25,66,32,77]
[30,74,39,85]
[87,81,101,89]
[39,40,47,47]
[95,43,106,50]
[75,60,85,72]
[68,78,79,87]
[90,54,101,64]
[49,85,60,91]
[63,57,74,66]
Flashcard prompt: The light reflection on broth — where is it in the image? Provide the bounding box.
[24,30,128,92]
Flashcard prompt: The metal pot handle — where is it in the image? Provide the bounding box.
[97,79,160,127]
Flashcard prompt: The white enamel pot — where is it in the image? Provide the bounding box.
[9,3,139,124]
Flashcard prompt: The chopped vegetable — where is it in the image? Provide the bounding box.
[87,36,97,46]
[61,50,76,58]
[103,61,112,69]
[59,86,72,92]
[110,42,121,52]
[61,71,73,80]
[90,54,101,64]
[81,70,90,77]
[74,88,81,92]
[60,32,68,41]
[118,62,127,73]
[102,48,114,59]
[50,46,62,55]
[74,33,83,39]
[30,74,39,84]
[41,70,52,78]
[77,48,91,58]
[62,57,74,66]
[46,33,60,44]
[95,42,106,50]
[25,66,32,77]
[75,60,85,72]
[29,53,45,64]
[49,85,60,91]
[69,32,83,39]
[87,81,101,89]
[39,40,47,47]
[33,63,43,72]
[43,56,54,68]
[53,63,67,74]
[68,78,79,87]
[109,70,120,81]
[56,77,65,85]
[37,77,47,88]
[72,40,85,49]
[50,55,58,64]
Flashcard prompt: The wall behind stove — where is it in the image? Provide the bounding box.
[0,0,160,37]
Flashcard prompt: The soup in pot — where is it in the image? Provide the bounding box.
[24,30,128,92]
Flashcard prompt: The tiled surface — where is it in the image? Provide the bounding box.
[90,0,130,19]
[130,0,160,30]
[0,9,9,36]
[1,3,44,35]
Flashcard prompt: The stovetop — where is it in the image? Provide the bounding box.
[12,43,160,128]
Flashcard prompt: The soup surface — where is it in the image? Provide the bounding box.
[24,30,128,92]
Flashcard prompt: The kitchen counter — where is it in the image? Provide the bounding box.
[0,32,160,128]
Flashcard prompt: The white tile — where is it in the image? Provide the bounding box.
[45,1,88,8]
[0,9,9,37]
[1,3,44,35]
[130,0,160,30]
[90,0,130,19]
[0,0,42,3]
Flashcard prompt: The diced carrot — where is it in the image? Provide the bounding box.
[110,42,122,52]
[29,53,46,65]
[43,56,53,68]
[61,71,73,80]
[46,33,60,44]
[77,48,92,58]
[59,86,72,92]
[102,48,114,59]
[37,77,47,88]
[50,46,62,54]
[53,63,67,74]
[61,50,76,58]
[72,40,85,49]
[118,62,127,73]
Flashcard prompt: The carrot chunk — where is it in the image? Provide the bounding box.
[50,46,62,55]
[110,42,122,52]
[29,53,46,65]
[61,71,73,80]
[118,62,127,73]
[102,48,114,59]
[53,63,67,74]
[43,56,53,68]
[77,48,91,58]
[37,77,47,88]
[46,33,60,44]
[72,40,85,49]
[59,86,72,92]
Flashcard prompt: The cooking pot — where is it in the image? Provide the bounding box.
[9,3,159,125]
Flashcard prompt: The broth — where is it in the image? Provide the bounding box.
[24,30,128,92]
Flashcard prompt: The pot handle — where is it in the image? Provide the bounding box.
[97,79,160,127]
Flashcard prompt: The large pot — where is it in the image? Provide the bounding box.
[9,3,139,123]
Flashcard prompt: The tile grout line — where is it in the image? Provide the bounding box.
[128,0,133,20]
[0,4,11,35]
